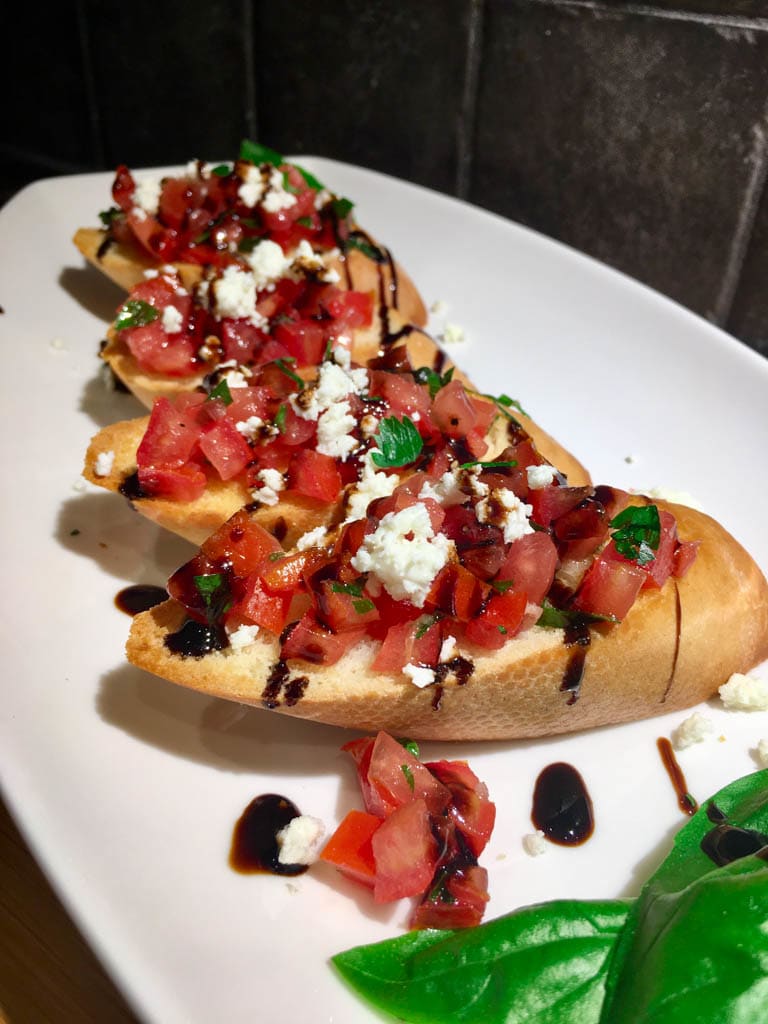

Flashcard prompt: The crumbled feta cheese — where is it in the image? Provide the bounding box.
[351,503,453,607]
[522,831,548,857]
[49,337,66,351]
[419,470,465,508]
[212,266,257,320]
[252,468,285,507]
[238,164,266,207]
[671,712,714,751]
[293,361,368,422]
[719,673,768,711]
[296,526,328,551]
[316,400,358,460]
[276,815,326,866]
[430,299,449,316]
[93,450,115,477]
[246,238,292,291]
[133,177,161,215]
[222,368,250,390]
[756,739,768,768]
[227,623,260,650]
[322,267,341,284]
[345,454,399,522]
[262,167,298,213]
[403,663,435,688]
[162,305,183,334]
[72,478,87,493]
[143,268,160,279]
[526,464,558,490]
[235,415,264,440]
[439,636,457,662]
[359,412,380,438]
[442,322,465,344]
[314,188,332,210]
[131,206,147,222]
[477,488,534,543]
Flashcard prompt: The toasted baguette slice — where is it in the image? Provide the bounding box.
[73,226,427,327]
[126,501,768,741]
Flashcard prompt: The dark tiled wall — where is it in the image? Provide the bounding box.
[4,0,768,356]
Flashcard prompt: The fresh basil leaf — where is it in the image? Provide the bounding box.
[490,579,515,594]
[413,365,454,399]
[296,216,314,228]
[353,598,375,615]
[370,416,423,468]
[274,358,304,390]
[331,581,364,597]
[469,389,528,421]
[206,379,233,405]
[610,505,661,565]
[401,765,415,791]
[193,573,224,608]
[239,138,283,166]
[345,234,386,262]
[238,236,265,254]
[414,614,439,640]
[210,163,231,177]
[268,551,285,562]
[114,299,159,331]
[333,899,629,1024]
[332,197,355,219]
[398,738,420,757]
[294,164,325,191]
[536,602,618,630]
[459,459,517,471]
[281,171,300,195]
[274,404,287,433]
[98,206,121,226]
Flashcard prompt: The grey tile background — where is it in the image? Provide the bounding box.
[3,0,768,355]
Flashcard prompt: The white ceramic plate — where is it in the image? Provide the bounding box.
[1,158,766,1024]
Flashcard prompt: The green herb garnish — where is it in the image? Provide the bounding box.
[294,165,325,191]
[398,738,420,758]
[610,504,661,565]
[370,416,423,468]
[332,197,355,220]
[193,573,225,608]
[239,138,283,166]
[470,389,528,420]
[491,579,515,594]
[345,235,386,262]
[274,404,287,433]
[210,163,231,177]
[331,581,364,597]
[274,358,304,390]
[414,614,440,640]
[353,598,375,615]
[413,365,454,399]
[114,299,159,332]
[296,216,314,228]
[98,206,121,226]
[238,236,265,254]
[459,459,518,471]
[401,765,415,792]
[206,379,233,405]
[282,171,300,195]
[268,551,285,562]
[536,601,618,629]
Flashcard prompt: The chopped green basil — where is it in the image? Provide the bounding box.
[268,551,286,562]
[193,573,225,608]
[414,614,439,640]
[238,236,265,254]
[210,163,231,177]
[401,765,415,791]
[239,138,283,166]
[536,601,618,630]
[294,165,325,191]
[274,358,304,390]
[332,197,355,219]
[98,206,122,226]
[491,579,515,593]
[398,738,420,758]
[331,581,364,597]
[459,459,518,471]
[370,416,423,468]
[470,388,528,421]
[413,365,454,399]
[281,171,300,195]
[114,299,159,332]
[296,216,314,228]
[610,505,661,565]
[275,404,287,433]
[353,598,375,615]
[206,379,233,405]
[497,625,508,634]
[345,235,386,262]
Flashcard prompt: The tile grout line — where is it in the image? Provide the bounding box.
[456,0,485,199]
[711,101,768,326]
[243,0,258,142]
[526,0,768,32]
[76,0,106,168]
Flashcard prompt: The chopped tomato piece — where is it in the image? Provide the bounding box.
[201,510,283,575]
[199,417,253,481]
[673,540,699,578]
[464,589,528,649]
[371,799,439,903]
[287,450,342,502]
[273,320,326,366]
[411,864,489,930]
[425,760,496,858]
[137,396,203,469]
[259,549,330,593]
[344,732,451,819]
[496,532,559,605]
[280,611,364,665]
[137,463,207,502]
[314,579,380,633]
[319,810,380,888]
[229,575,292,634]
[573,552,646,620]
[431,380,478,438]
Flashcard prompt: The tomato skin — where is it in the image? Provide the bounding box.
[425,761,496,858]
[319,810,380,888]
[201,510,283,575]
[220,320,269,364]
[137,396,204,469]
[496,531,559,606]
[137,463,207,502]
[287,449,342,502]
[431,380,478,438]
[199,417,253,481]
[573,551,647,620]
[371,617,440,673]
[411,864,489,930]
[350,732,452,819]
[673,539,699,578]
[280,611,365,665]
[273,320,326,366]
[371,799,439,903]
[464,589,528,649]
[228,575,292,634]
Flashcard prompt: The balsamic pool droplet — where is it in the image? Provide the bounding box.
[532,762,595,845]
[230,794,308,876]
[115,584,168,616]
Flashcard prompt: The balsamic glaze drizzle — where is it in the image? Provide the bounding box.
[532,762,595,846]
[229,794,308,876]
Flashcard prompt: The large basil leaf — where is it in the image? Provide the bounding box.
[333,899,628,1024]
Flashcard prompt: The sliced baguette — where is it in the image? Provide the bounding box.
[125,500,768,741]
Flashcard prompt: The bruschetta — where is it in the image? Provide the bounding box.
[84,340,589,546]
[72,142,427,326]
[124,441,768,740]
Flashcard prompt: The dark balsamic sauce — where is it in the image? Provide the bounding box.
[164,619,228,657]
[229,794,308,876]
[115,584,168,616]
[119,470,147,501]
[656,737,698,816]
[700,802,768,866]
[262,657,309,709]
[96,234,114,261]
[272,516,288,543]
[532,762,595,845]
[560,619,591,705]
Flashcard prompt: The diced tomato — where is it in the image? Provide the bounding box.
[371,799,439,903]
[639,511,678,589]
[136,396,204,469]
[573,552,647,620]
[313,579,380,633]
[324,289,374,329]
[137,463,207,501]
[344,732,452,819]
[673,539,699,578]
[529,485,593,529]
[201,510,283,576]
[431,380,478,438]
[274,403,317,446]
[411,864,489,930]
[319,810,380,888]
[425,761,496,858]
[426,563,486,621]
[259,549,330,593]
[199,417,253,480]
[112,164,136,213]
[228,575,292,634]
[123,321,200,377]
[227,385,272,424]
[220,320,270,364]
[464,588,528,649]
[496,532,559,605]
[287,449,342,502]
[369,370,432,424]
[159,176,206,231]
[372,617,442,673]
[281,610,365,665]
[273,320,327,366]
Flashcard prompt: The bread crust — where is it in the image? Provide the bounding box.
[72,226,427,326]
[125,501,768,741]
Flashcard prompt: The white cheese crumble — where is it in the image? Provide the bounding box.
[49,337,66,351]
[345,454,399,523]
[93,450,115,477]
[442,322,465,344]
[251,468,285,507]
[293,361,367,421]
[522,831,548,857]
[238,165,266,207]
[477,488,534,543]
[222,368,250,390]
[296,526,328,551]
[439,635,457,661]
[316,401,358,460]
[419,470,465,508]
[526,464,558,490]
[246,238,292,290]
[351,503,453,608]
[756,739,768,768]
[235,415,264,440]
[276,815,326,866]
[133,177,161,215]
[403,663,436,688]
[430,299,449,316]
[262,167,298,213]
[719,673,768,711]
[212,266,257,320]
[226,623,260,650]
[671,712,714,751]
[161,305,183,334]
